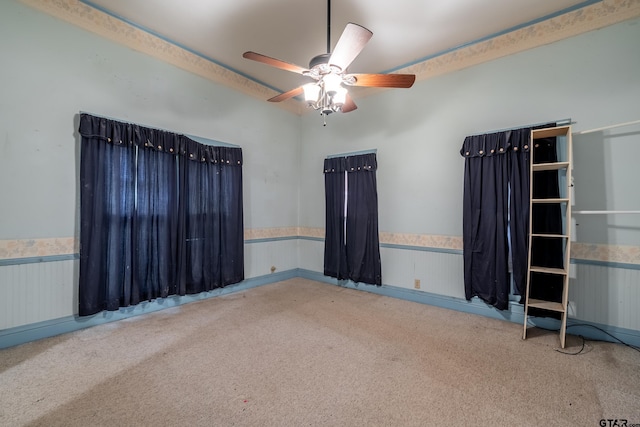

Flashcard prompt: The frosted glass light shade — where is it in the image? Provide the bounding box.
[323,73,342,94]
[302,83,320,104]
[303,83,320,104]
[332,87,347,107]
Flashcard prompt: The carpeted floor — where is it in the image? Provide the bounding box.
[1,278,638,426]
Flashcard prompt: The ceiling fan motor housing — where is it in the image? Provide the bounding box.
[309,53,331,69]
[308,53,343,77]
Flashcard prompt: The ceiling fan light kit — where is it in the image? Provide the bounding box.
[303,72,347,116]
[243,0,415,125]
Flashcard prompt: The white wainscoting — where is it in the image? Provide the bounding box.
[298,238,640,333]
[569,262,640,331]
[299,239,466,299]
[0,239,299,331]
[297,238,324,273]
[2,240,638,344]
[0,259,78,330]
[244,239,299,279]
[380,246,466,299]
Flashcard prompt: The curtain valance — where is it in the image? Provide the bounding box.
[459,131,527,159]
[346,152,377,172]
[78,113,242,165]
[323,152,377,174]
[460,125,558,159]
[323,157,346,174]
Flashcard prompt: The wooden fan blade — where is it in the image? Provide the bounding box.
[328,23,373,71]
[268,86,304,103]
[341,94,357,113]
[347,73,416,88]
[243,51,308,75]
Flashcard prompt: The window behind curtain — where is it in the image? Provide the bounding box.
[78,114,243,316]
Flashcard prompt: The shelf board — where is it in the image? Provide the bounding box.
[531,233,569,238]
[532,161,570,171]
[527,299,565,312]
[530,266,567,275]
[532,198,570,204]
[532,125,571,139]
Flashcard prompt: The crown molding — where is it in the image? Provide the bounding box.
[398,0,640,81]
[19,0,640,115]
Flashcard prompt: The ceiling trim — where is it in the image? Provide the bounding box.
[20,0,640,115]
[397,0,640,81]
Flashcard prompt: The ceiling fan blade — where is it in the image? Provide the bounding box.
[328,23,373,71]
[243,51,308,75]
[347,73,416,88]
[267,86,304,103]
[341,94,357,113]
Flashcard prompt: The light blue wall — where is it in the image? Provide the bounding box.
[298,18,640,238]
[573,124,640,246]
[1,0,639,346]
[297,18,640,339]
[0,0,300,240]
[0,0,303,339]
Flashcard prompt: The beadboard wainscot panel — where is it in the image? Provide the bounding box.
[0,259,78,329]
[298,238,325,274]
[569,262,640,331]
[244,228,299,278]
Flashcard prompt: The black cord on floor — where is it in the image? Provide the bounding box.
[566,323,640,353]
[527,321,640,355]
[554,335,586,355]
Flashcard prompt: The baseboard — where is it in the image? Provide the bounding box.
[0,269,298,349]
[298,269,640,349]
[2,268,639,350]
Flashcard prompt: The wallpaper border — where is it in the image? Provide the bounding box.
[2,231,639,265]
[398,0,640,82]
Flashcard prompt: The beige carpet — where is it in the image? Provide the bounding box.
[1,278,638,426]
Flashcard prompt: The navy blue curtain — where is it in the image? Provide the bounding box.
[346,154,382,285]
[508,129,532,298]
[323,157,348,280]
[461,133,511,309]
[133,130,180,303]
[79,114,243,316]
[324,153,381,285]
[79,119,137,313]
[177,140,244,294]
[461,125,559,310]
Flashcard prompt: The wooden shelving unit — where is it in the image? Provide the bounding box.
[522,125,573,348]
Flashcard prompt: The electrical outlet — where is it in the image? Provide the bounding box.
[414,279,420,289]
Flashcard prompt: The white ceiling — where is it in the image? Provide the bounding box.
[86,0,590,97]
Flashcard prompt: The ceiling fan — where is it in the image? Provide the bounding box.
[242,0,415,124]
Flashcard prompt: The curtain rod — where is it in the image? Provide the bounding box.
[326,149,377,159]
[575,119,640,135]
[470,118,573,137]
[78,111,238,147]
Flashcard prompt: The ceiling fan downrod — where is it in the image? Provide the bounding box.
[327,0,331,54]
